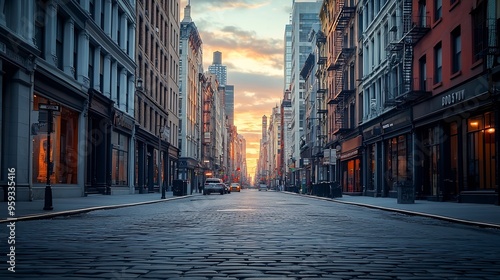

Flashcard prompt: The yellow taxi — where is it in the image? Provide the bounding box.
[230,183,241,192]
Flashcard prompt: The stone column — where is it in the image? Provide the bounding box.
[111,2,118,43]
[103,54,111,98]
[127,75,135,116]
[63,18,75,77]
[3,69,32,196]
[111,60,117,103]
[119,68,127,109]
[23,0,35,43]
[77,29,90,89]
[44,0,58,66]
[103,0,112,37]
[94,0,102,26]
[128,24,135,59]
[93,46,101,91]
[119,14,127,52]
[80,0,90,13]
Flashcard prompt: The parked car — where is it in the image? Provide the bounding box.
[205,177,223,184]
[203,182,225,195]
[230,183,241,192]
[259,184,268,191]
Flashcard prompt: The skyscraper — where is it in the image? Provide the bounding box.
[288,1,321,173]
[225,85,235,126]
[208,51,227,86]
[284,24,293,90]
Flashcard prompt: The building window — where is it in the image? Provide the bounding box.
[56,15,64,70]
[419,55,427,91]
[89,45,94,88]
[434,42,442,84]
[451,27,461,74]
[419,2,427,26]
[385,135,409,192]
[34,1,46,55]
[368,144,375,191]
[434,0,442,21]
[99,53,104,93]
[467,112,496,191]
[32,95,79,184]
[471,1,486,62]
[112,131,129,185]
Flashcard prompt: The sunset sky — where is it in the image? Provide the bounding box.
[179,0,314,178]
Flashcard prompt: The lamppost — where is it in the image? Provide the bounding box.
[39,102,60,211]
[158,125,164,199]
[159,121,170,199]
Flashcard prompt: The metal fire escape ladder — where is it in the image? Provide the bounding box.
[329,0,356,135]
[401,0,413,95]
[398,0,431,102]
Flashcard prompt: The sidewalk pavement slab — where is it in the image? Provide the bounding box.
[0,192,201,223]
[284,192,500,229]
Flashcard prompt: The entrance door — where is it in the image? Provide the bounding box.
[86,117,108,194]
[422,127,440,197]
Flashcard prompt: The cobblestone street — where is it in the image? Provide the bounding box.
[2,190,500,279]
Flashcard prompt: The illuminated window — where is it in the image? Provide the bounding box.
[32,95,79,184]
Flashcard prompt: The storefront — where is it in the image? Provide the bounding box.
[32,95,80,186]
[135,126,159,194]
[413,75,498,203]
[178,158,200,194]
[381,111,413,198]
[30,70,87,199]
[362,109,413,198]
[86,89,114,195]
[339,135,362,194]
[111,110,134,194]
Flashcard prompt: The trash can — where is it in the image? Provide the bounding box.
[396,181,414,204]
[330,182,342,198]
[172,179,188,196]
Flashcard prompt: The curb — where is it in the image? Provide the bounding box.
[0,195,192,224]
[282,191,500,230]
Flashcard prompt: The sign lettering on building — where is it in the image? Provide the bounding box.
[441,89,465,108]
[114,111,134,131]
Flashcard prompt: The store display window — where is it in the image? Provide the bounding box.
[32,94,79,184]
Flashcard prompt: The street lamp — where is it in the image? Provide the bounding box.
[158,125,164,199]
[159,123,170,199]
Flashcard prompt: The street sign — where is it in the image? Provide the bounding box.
[39,103,60,111]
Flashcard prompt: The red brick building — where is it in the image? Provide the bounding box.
[412,0,499,203]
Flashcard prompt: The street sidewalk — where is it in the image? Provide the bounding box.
[1,190,499,229]
[287,192,500,229]
[0,191,195,223]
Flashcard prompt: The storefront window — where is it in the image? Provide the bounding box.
[368,144,375,190]
[449,122,459,196]
[111,131,129,185]
[467,113,496,190]
[386,135,409,191]
[32,95,79,184]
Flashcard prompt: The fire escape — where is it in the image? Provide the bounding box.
[386,0,430,105]
[327,0,356,135]
[201,73,214,173]
[315,30,328,157]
